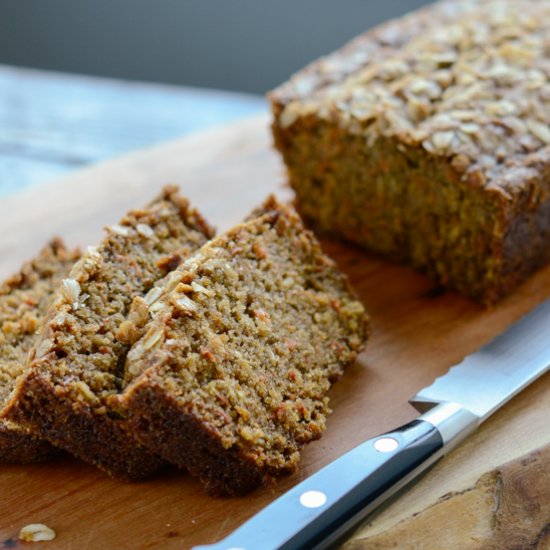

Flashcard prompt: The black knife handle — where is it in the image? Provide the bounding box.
[193,402,479,550]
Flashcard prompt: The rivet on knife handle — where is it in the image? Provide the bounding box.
[193,402,478,550]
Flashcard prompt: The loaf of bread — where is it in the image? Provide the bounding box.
[2,187,214,480]
[0,239,80,463]
[119,197,369,494]
[270,0,550,304]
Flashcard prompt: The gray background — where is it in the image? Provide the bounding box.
[0,0,433,94]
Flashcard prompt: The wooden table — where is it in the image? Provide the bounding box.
[0,69,548,550]
[0,64,264,196]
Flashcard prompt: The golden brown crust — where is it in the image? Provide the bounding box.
[122,377,267,494]
[0,421,60,464]
[271,0,550,190]
[6,370,164,479]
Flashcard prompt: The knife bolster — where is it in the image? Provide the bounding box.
[419,402,479,447]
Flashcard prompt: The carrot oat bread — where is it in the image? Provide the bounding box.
[2,187,214,480]
[0,239,80,463]
[119,197,368,495]
[270,0,550,305]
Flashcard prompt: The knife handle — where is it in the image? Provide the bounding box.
[193,402,478,550]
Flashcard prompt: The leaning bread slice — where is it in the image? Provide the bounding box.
[120,197,369,494]
[0,239,80,463]
[2,186,214,480]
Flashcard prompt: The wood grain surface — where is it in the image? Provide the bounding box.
[0,64,264,197]
[0,113,549,549]
[347,443,550,550]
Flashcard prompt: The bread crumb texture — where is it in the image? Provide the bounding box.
[0,239,79,463]
[122,197,369,494]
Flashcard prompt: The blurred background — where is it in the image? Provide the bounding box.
[1,0,432,94]
[0,0,433,194]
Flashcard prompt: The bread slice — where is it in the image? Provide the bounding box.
[2,187,214,480]
[0,239,80,463]
[120,197,369,494]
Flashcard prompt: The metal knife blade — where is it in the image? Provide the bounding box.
[194,299,550,550]
[411,298,550,418]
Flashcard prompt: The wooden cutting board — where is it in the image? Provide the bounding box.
[0,113,548,549]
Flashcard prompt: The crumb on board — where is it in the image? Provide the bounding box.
[18,524,56,542]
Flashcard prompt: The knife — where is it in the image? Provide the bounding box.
[194,298,550,550]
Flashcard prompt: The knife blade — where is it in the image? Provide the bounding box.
[194,298,550,550]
